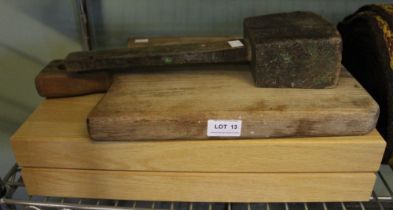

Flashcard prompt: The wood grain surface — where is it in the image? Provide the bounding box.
[65,41,248,72]
[128,36,241,48]
[35,60,112,98]
[11,94,385,173]
[87,66,379,141]
[22,168,376,202]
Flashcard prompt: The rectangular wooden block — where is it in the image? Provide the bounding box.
[87,65,379,141]
[244,12,342,88]
[22,168,376,202]
[11,94,385,173]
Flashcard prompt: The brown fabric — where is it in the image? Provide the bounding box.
[338,4,393,163]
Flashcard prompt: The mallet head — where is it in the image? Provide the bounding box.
[244,11,342,88]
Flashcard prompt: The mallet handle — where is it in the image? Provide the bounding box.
[35,60,112,98]
[35,36,244,98]
[64,39,249,73]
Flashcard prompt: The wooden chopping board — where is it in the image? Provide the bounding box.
[88,65,379,141]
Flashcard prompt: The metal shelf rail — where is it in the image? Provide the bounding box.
[2,164,393,210]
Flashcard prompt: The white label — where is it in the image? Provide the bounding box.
[134,38,149,43]
[207,120,242,137]
[227,40,244,48]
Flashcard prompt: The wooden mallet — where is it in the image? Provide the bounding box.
[63,12,342,89]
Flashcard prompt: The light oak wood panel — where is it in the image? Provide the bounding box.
[12,131,386,173]
[22,168,376,202]
[11,94,385,172]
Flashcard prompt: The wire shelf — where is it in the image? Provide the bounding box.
[2,164,393,210]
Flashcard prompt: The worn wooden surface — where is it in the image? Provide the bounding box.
[36,37,240,98]
[64,40,248,72]
[244,11,342,88]
[22,168,376,202]
[35,60,112,98]
[11,94,385,172]
[87,65,379,141]
[128,36,241,48]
